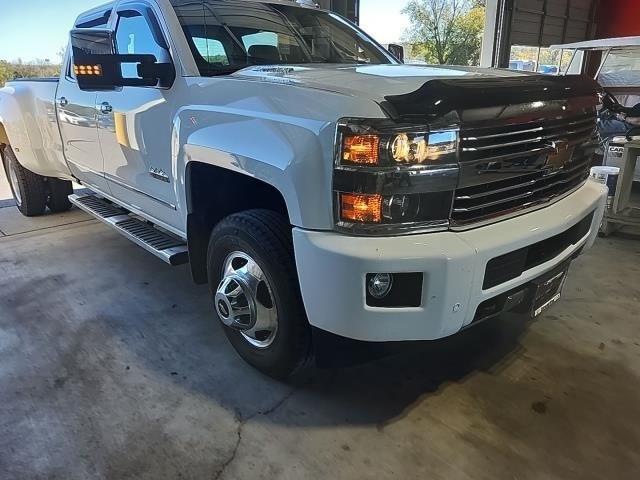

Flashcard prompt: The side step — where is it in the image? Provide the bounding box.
[69,194,189,266]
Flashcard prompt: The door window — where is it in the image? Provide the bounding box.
[115,9,170,80]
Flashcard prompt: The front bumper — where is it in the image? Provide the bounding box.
[293,179,608,342]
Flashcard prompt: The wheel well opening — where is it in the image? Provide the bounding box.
[186,162,290,284]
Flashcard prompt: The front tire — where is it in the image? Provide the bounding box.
[207,210,312,379]
[2,145,47,216]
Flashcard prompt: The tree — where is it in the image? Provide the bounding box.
[0,60,61,86]
[0,61,12,86]
[402,0,486,66]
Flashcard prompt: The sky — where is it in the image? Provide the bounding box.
[360,0,411,45]
[0,0,110,62]
[0,0,411,62]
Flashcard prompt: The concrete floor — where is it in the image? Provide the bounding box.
[1,201,640,480]
[0,168,14,206]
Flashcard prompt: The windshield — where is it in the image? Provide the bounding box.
[171,0,395,76]
[598,47,640,87]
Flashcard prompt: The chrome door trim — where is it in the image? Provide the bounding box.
[65,159,105,191]
[105,173,177,210]
[73,183,187,240]
[67,159,102,177]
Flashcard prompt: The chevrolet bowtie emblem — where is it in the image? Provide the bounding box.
[549,139,570,154]
[546,139,572,170]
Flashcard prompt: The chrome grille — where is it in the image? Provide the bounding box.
[452,112,597,226]
[461,113,596,161]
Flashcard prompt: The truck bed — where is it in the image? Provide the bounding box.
[0,76,70,179]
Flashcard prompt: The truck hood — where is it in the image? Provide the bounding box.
[231,64,528,101]
[231,64,600,119]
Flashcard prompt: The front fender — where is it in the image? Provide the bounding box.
[173,105,338,229]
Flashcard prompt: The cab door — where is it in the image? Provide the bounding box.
[57,49,109,192]
[96,3,180,231]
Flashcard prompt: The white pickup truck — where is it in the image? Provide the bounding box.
[0,0,608,378]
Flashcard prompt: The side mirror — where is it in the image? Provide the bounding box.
[388,44,405,63]
[70,28,175,90]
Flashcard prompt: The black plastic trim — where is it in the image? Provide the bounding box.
[333,166,458,195]
[483,210,594,290]
[366,273,423,308]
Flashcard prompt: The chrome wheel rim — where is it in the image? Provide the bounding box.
[7,161,22,207]
[215,251,278,349]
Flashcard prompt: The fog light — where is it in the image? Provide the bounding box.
[368,273,394,299]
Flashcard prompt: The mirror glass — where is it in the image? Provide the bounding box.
[71,29,115,56]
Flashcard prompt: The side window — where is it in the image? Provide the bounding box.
[115,10,169,79]
[192,38,229,65]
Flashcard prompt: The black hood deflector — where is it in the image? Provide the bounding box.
[383,74,601,119]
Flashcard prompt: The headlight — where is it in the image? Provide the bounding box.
[340,123,457,168]
[334,119,459,235]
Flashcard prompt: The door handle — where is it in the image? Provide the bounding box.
[99,102,113,115]
[58,97,68,107]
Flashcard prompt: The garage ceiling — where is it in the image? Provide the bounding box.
[510,0,598,47]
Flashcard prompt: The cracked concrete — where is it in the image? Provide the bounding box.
[215,388,299,480]
[1,203,640,479]
[214,415,242,480]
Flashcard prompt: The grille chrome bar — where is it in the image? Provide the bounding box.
[453,161,591,213]
[456,178,538,200]
[462,123,596,152]
[453,190,535,213]
[463,126,544,141]
[462,115,594,142]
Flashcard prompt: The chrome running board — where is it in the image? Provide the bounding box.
[69,194,189,266]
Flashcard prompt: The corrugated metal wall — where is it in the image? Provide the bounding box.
[510,0,597,46]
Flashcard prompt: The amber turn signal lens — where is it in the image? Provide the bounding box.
[340,193,383,223]
[342,135,380,165]
[74,64,102,76]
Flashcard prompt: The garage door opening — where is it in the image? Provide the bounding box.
[508,44,573,73]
